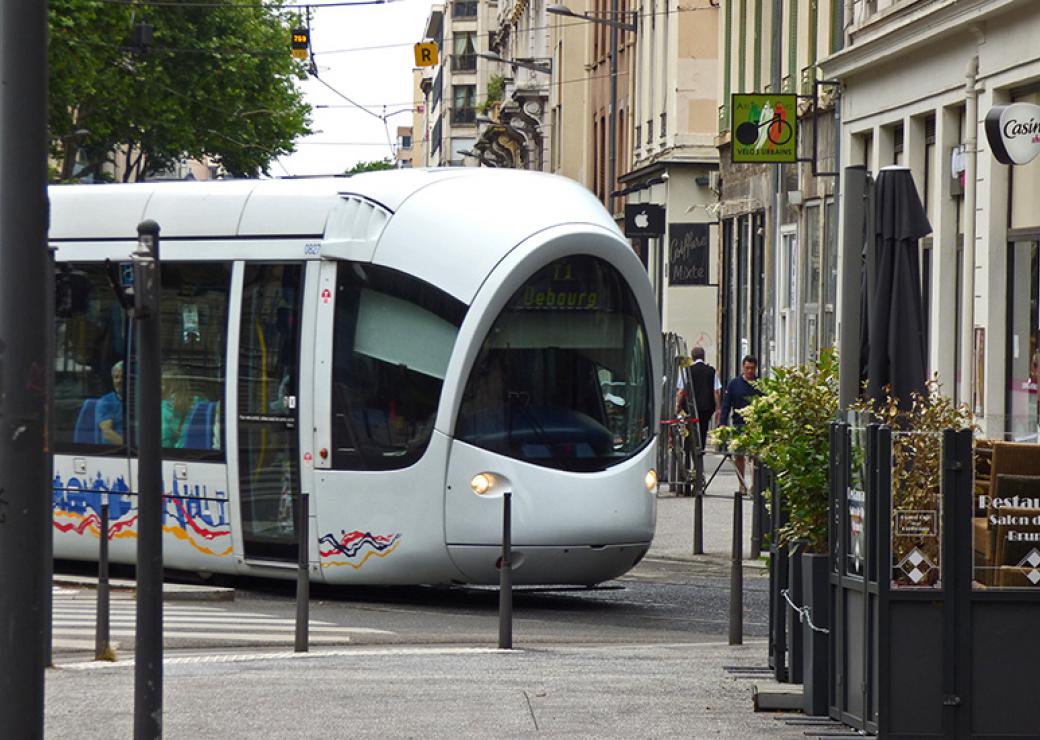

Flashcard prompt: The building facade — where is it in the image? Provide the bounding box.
[418,0,497,166]
[623,0,719,363]
[822,0,1039,442]
[716,0,843,381]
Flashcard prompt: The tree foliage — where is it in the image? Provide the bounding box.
[49,0,312,181]
[345,159,395,174]
[712,349,840,553]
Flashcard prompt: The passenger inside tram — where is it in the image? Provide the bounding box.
[96,361,125,446]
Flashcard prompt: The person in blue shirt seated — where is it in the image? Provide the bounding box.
[720,354,762,494]
[96,361,125,445]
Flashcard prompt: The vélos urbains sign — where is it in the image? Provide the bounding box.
[667,223,709,285]
[986,102,1040,165]
[731,94,798,163]
[624,203,665,237]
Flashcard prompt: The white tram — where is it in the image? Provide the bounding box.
[50,168,661,585]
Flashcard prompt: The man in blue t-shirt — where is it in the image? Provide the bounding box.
[96,361,125,445]
[721,354,761,493]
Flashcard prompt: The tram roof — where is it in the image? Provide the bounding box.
[49,168,622,303]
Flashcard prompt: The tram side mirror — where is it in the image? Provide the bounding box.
[55,268,91,318]
[105,259,135,311]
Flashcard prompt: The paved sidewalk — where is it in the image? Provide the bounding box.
[46,642,811,739]
[650,451,765,566]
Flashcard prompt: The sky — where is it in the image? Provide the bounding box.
[273,0,435,177]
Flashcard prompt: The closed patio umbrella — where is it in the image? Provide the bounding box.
[861,166,932,407]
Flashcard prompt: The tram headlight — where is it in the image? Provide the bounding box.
[644,469,658,492]
[470,472,497,496]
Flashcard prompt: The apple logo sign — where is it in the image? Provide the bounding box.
[634,211,649,229]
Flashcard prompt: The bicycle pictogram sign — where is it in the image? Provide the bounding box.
[731,94,798,163]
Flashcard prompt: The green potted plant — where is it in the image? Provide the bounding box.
[851,377,974,588]
[712,348,839,714]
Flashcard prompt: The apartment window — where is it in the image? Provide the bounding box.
[804,202,822,362]
[453,32,476,72]
[635,124,641,151]
[399,134,412,149]
[452,0,477,18]
[451,85,475,124]
[647,119,653,144]
[660,112,667,139]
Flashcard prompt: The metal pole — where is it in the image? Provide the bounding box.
[608,0,619,214]
[133,220,163,740]
[692,423,704,553]
[750,460,763,559]
[44,247,57,670]
[96,503,112,661]
[0,0,50,734]
[499,492,513,650]
[838,166,868,408]
[729,490,744,645]
[295,493,310,653]
[693,486,704,555]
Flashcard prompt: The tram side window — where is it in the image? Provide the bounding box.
[158,263,231,456]
[55,263,129,453]
[55,262,231,457]
[331,263,466,470]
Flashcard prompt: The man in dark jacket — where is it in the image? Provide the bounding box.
[675,346,720,452]
[721,354,762,492]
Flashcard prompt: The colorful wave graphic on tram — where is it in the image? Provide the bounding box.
[52,473,232,557]
[318,530,402,569]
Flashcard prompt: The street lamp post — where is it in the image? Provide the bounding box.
[477,52,552,75]
[547,4,636,212]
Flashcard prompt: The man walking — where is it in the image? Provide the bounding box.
[675,346,720,453]
[720,354,761,493]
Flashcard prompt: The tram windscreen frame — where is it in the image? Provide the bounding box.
[456,255,653,472]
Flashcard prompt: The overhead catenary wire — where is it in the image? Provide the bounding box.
[95,0,402,9]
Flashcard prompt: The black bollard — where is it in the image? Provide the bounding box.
[96,503,112,661]
[750,461,763,560]
[295,493,310,653]
[499,492,512,649]
[693,485,704,555]
[729,490,744,645]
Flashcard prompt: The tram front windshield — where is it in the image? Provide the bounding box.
[457,255,652,472]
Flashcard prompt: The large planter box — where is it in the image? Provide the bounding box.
[801,552,830,716]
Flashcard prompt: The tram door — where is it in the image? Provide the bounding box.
[237,263,304,562]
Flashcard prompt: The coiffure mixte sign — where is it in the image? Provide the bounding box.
[985,102,1040,165]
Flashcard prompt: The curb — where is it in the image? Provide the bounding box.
[53,575,235,602]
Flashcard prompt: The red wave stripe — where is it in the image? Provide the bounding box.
[53,512,140,537]
[168,497,230,541]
